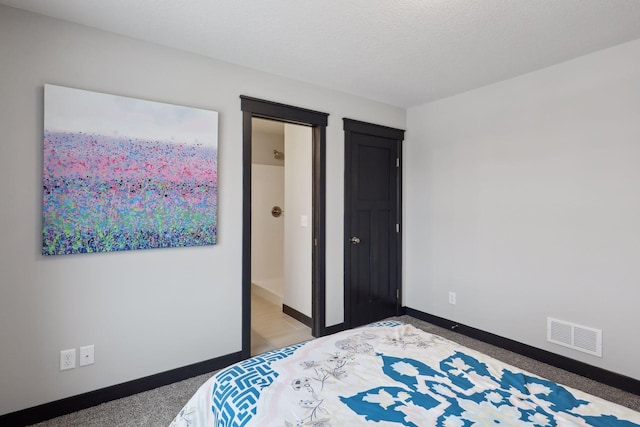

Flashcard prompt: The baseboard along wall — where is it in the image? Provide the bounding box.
[405,307,640,396]
[282,304,313,328]
[251,281,283,306]
[0,351,242,427]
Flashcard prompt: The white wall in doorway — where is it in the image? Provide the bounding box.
[284,124,313,317]
[251,164,285,299]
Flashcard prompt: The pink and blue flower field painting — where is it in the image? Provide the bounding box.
[43,85,218,255]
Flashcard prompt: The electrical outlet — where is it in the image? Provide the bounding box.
[79,345,94,367]
[448,292,456,305]
[60,348,76,371]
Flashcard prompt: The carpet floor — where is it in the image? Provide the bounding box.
[30,315,640,426]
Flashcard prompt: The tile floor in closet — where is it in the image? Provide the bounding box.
[251,292,313,356]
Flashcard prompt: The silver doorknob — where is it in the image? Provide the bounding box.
[271,206,283,217]
[350,237,361,244]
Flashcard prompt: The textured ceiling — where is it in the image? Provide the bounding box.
[2,0,640,107]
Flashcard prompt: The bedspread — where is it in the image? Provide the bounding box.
[171,322,640,426]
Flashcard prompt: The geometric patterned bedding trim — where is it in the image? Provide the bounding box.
[212,320,404,426]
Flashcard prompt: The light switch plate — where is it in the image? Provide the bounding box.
[79,345,94,366]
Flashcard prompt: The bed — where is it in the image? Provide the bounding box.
[170,320,640,426]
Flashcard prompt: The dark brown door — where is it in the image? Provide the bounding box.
[344,119,404,328]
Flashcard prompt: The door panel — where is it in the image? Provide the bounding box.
[358,144,390,200]
[344,119,404,328]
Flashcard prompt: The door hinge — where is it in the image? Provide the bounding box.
[396,157,399,167]
[396,289,400,299]
[396,223,399,233]
[314,238,317,246]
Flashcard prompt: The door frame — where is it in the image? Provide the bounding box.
[343,118,405,328]
[241,96,329,359]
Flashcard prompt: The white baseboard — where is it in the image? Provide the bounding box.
[251,282,283,306]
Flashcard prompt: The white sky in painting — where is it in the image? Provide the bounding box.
[44,84,218,147]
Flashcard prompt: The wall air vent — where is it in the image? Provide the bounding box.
[547,317,602,357]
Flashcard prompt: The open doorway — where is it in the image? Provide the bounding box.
[241,96,329,359]
[250,118,313,355]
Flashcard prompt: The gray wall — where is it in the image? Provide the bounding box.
[0,6,405,415]
[405,37,640,379]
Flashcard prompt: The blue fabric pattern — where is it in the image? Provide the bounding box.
[340,352,639,427]
[212,343,304,427]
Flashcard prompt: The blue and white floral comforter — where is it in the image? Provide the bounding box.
[171,322,640,426]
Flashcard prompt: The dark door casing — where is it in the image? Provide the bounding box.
[241,96,328,359]
[344,119,404,328]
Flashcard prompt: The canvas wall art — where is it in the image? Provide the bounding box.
[43,84,218,255]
